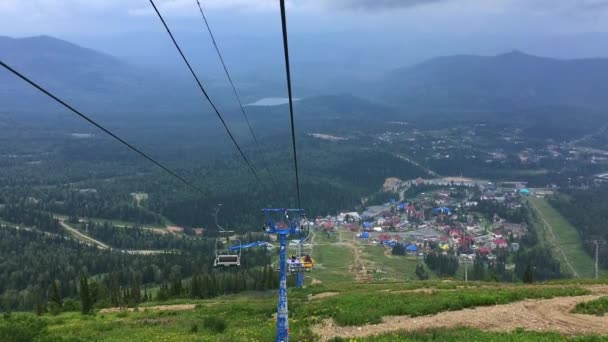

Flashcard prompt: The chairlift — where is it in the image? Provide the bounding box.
[212,204,241,267]
[214,236,241,267]
[300,255,315,271]
[287,254,305,273]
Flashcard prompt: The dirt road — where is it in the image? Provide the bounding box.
[99,304,195,314]
[60,220,110,249]
[59,220,165,255]
[393,153,439,177]
[346,235,372,282]
[314,286,608,341]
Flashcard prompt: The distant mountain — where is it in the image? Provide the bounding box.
[0,35,141,92]
[374,51,608,111]
[1,36,137,111]
[0,35,208,117]
[3,36,608,141]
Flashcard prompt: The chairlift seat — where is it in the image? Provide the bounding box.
[300,255,315,271]
[214,254,240,267]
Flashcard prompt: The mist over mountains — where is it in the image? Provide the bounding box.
[374,50,608,110]
[2,34,608,137]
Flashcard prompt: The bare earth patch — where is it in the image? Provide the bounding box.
[308,292,339,301]
[99,304,195,314]
[311,278,323,285]
[313,288,608,341]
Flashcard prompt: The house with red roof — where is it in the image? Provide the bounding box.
[478,247,491,255]
[492,238,509,249]
[322,221,335,231]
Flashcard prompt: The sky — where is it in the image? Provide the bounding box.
[4,0,608,72]
[2,0,608,37]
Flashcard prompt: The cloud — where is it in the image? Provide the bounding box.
[2,0,608,37]
[508,0,608,13]
[129,0,283,17]
[328,0,446,11]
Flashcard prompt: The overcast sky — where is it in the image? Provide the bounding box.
[2,0,608,37]
[4,0,608,72]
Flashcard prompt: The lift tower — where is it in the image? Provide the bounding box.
[263,208,304,342]
[591,239,606,279]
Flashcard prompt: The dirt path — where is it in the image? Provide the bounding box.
[99,304,195,314]
[60,220,110,249]
[529,200,579,278]
[346,235,372,282]
[383,247,396,259]
[308,292,338,300]
[393,153,439,177]
[60,220,165,255]
[314,288,608,341]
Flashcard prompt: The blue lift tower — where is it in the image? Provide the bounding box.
[262,208,304,342]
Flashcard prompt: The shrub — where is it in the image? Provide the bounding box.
[203,316,227,334]
[573,296,608,316]
[0,315,48,342]
[116,311,129,318]
[62,299,80,313]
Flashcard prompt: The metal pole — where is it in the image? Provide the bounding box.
[595,241,599,280]
[295,272,304,288]
[295,243,303,288]
[276,232,289,342]
[465,261,468,282]
[214,204,224,232]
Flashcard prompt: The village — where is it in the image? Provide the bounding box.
[313,176,535,278]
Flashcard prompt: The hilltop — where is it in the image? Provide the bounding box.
[373,50,608,111]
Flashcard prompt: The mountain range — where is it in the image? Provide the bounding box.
[1,35,608,137]
[372,50,608,111]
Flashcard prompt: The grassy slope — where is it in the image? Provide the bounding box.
[310,232,355,284]
[360,245,436,281]
[11,282,594,341]
[528,197,596,278]
[313,229,436,283]
[329,327,605,341]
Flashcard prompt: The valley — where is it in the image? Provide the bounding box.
[3,21,608,341]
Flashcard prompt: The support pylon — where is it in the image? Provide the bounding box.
[276,233,289,342]
[592,240,606,279]
[262,208,304,342]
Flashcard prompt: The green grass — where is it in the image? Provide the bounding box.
[328,327,608,341]
[573,296,608,316]
[0,282,597,341]
[528,197,597,278]
[299,285,589,326]
[40,295,303,341]
[310,233,355,284]
[312,244,354,284]
[360,245,435,281]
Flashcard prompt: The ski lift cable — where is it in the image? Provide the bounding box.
[149,0,269,191]
[0,60,208,197]
[194,0,280,189]
[279,0,302,209]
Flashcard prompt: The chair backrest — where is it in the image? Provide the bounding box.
[214,254,240,266]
